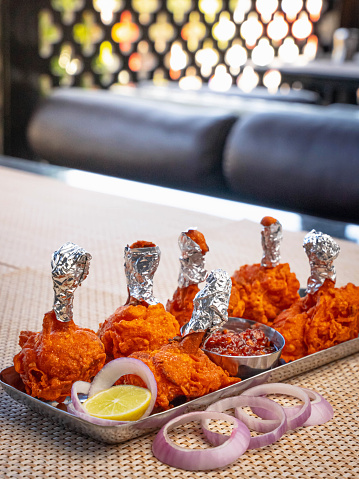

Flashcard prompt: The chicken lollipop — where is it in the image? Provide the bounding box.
[98,241,180,361]
[231,216,300,325]
[273,230,359,362]
[166,228,244,327]
[126,269,241,411]
[166,229,208,327]
[13,242,106,402]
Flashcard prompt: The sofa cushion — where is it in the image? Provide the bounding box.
[223,110,359,223]
[27,88,237,193]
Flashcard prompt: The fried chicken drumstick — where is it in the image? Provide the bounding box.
[166,229,244,327]
[13,243,106,402]
[231,217,300,325]
[125,269,241,411]
[166,229,209,327]
[98,241,180,361]
[273,231,359,362]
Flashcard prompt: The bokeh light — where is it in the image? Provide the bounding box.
[209,64,233,91]
[252,38,275,66]
[292,12,312,40]
[40,0,328,93]
[240,12,263,48]
[237,65,259,92]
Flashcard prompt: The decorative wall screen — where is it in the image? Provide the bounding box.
[37,1,336,93]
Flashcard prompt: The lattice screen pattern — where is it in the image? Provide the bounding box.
[37,1,335,93]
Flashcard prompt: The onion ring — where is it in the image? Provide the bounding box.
[251,387,334,427]
[241,383,311,430]
[202,395,287,449]
[152,411,250,471]
[70,380,90,413]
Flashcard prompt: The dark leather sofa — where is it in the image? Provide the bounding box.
[26,87,359,225]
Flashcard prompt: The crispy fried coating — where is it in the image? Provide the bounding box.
[186,229,209,255]
[271,299,309,362]
[124,332,240,410]
[13,310,106,402]
[228,281,246,318]
[130,241,156,249]
[166,284,199,328]
[305,282,359,353]
[273,280,359,362]
[98,303,180,361]
[261,216,278,227]
[231,263,300,325]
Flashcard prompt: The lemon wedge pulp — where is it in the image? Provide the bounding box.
[83,385,151,421]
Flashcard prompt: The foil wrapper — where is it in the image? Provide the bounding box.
[178,229,208,288]
[261,219,283,268]
[124,244,161,305]
[51,242,92,323]
[182,269,232,338]
[303,230,340,294]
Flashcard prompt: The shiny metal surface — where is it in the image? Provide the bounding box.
[181,269,232,338]
[1,335,359,444]
[177,229,207,288]
[124,244,161,305]
[52,242,92,323]
[303,230,340,294]
[261,218,282,267]
[203,318,285,379]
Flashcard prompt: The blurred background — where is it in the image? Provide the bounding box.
[1,0,359,158]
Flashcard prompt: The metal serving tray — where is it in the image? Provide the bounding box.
[2,334,359,444]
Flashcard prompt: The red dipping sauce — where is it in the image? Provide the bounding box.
[204,328,276,356]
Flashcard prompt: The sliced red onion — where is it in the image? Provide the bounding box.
[201,397,240,447]
[70,380,90,414]
[234,396,287,449]
[69,358,157,424]
[202,395,287,449]
[152,411,250,471]
[251,387,334,427]
[241,383,311,431]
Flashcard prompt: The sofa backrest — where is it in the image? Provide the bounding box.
[27,88,237,193]
[223,110,359,223]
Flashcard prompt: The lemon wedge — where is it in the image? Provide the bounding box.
[83,385,151,421]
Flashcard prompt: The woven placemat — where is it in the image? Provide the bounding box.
[1,268,358,479]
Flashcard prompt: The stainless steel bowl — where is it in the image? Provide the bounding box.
[203,317,285,379]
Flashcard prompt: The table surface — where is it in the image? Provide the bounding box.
[0,162,358,479]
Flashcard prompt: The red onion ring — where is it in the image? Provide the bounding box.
[241,383,311,430]
[251,387,334,427]
[70,380,90,413]
[152,411,251,471]
[69,358,157,424]
[202,395,287,449]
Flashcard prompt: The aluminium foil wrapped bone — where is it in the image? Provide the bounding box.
[124,244,161,305]
[303,229,340,294]
[51,242,91,322]
[261,219,282,268]
[182,268,232,340]
[177,229,207,288]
